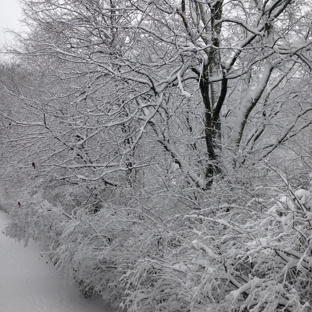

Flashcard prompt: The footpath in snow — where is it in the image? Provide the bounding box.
[0,210,115,312]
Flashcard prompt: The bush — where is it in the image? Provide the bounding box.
[5,170,312,311]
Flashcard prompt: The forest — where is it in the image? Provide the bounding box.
[1,0,312,311]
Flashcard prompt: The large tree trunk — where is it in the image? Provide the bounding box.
[199,63,222,188]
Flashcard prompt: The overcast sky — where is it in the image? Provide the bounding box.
[0,0,22,47]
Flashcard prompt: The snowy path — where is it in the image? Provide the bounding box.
[0,210,115,312]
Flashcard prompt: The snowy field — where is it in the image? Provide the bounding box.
[0,210,115,312]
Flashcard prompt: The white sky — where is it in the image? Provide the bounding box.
[0,0,23,47]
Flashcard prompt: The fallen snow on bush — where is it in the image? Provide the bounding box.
[0,210,115,312]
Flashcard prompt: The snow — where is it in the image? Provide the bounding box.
[294,189,312,209]
[191,239,218,258]
[0,210,115,312]
[274,189,312,212]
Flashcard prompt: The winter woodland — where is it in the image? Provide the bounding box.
[1,0,312,311]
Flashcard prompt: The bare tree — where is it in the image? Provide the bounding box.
[13,0,312,189]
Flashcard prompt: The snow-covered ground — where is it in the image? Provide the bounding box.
[0,210,115,312]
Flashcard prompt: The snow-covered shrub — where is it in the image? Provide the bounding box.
[6,193,66,249]
[5,169,312,311]
[115,173,312,311]
[272,189,312,216]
